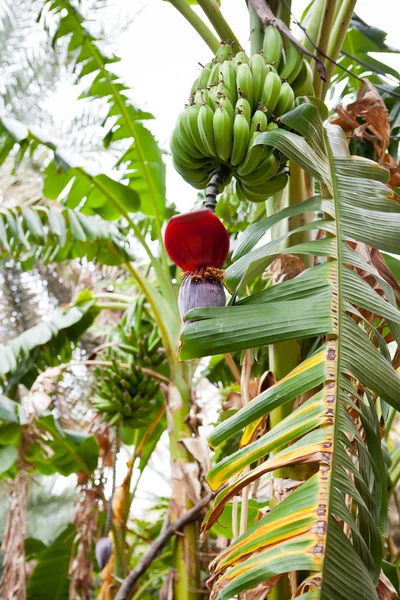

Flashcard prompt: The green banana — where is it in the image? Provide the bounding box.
[250,53,266,110]
[236,179,265,203]
[260,70,282,114]
[231,112,250,166]
[171,131,209,169]
[194,89,203,106]
[108,413,122,426]
[243,173,289,201]
[236,62,253,109]
[274,81,295,116]
[217,81,235,104]
[233,51,250,67]
[237,131,265,176]
[220,60,237,102]
[240,153,279,186]
[213,105,233,162]
[291,58,313,96]
[235,97,252,124]
[219,94,235,123]
[263,26,283,68]
[209,84,219,106]
[198,66,212,89]
[279,44,303,83]
[264,63,278,75]
[208,62,221,87]
[214,42,233,62]
[175,113,204,158]
[250,109,268,135]
[267,121,278,130]
[198,103,218,157]
[172,158,212,187]
[190,77,199,96]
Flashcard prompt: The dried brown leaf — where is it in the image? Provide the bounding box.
[267,254,306,284]
[377,570,397,599]
[332,81,390,161]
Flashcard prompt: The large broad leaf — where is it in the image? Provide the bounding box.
[0,204,135,268]
[181,103,400,599]
[42,0,167,221]
[26,524,75,600]
[0,119,140,221]
[26,414,99,476]
[0,292,99,389]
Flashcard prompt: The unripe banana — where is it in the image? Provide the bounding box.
[250,53,265,110]
[219,94,235,123]
[250,109,268,136]
[172,158,212,189]
[209,84,219,106]
[198,67,212,89]
[237,131,265,176]
[190,77,199,96]
[236,62,253,109]
[263,26,283,68]
[264,63,278,75]
[267,121,278,130]
[279,44,303,83]
[208,63,221,87]
[236,180,265,203]
[233,51,250,67]
[215,42,233,62]
[175,113,204,158]
[178,108,214,161]
[217,81,235,104]
[235,97,252,125]
[171,131,208,169]
[260,70,282,114]
[108,413,122,426]
[240,153,280,186]
[291,59,313,96]
[274,81,295,116]
[220,60,237,102]
[198,103,218,157]
[194,89,204,106]
[241,173,289,201]
[231,112,250,166]
[213,105,233,162]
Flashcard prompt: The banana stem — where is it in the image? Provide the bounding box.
[239,350,252,536]
[167,0,220,53]
[249,3,264,54]
[288,161,314,268]
[276,0,291,28]
[320,0,357,100]
[301,0,327,54]
[204,165,231,211]
[311,0,337,98]
[196,0,242,49]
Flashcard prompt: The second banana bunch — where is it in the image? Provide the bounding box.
[171,26,313,203]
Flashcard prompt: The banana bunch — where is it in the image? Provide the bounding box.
[172,32,313,203]
[92,325,165,427]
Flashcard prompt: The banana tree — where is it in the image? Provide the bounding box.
[1,0,400,599]
[161,0,400,598]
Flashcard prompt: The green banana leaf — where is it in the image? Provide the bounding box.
[180,102,399,600]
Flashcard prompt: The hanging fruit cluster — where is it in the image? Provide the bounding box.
[164,209,230,320]
[171,26,313,203]
[92,325,165,426]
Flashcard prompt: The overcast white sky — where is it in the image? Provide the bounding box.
[114,0,400,211]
